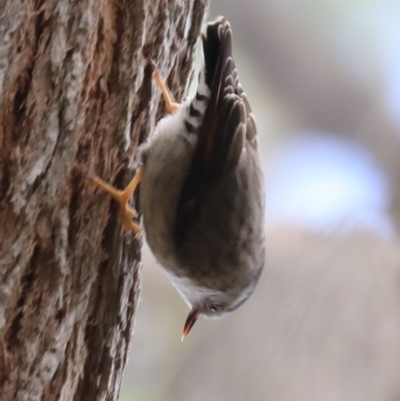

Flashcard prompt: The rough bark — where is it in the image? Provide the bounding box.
[0,0,208,400]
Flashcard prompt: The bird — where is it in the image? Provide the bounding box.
[91,17,266,339]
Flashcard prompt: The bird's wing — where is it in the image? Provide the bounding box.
[174,18,257,243]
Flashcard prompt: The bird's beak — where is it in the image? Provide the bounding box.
[181,309,202,340]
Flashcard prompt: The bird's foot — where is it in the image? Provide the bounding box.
[90,167,144,234]
[149,60,180,113]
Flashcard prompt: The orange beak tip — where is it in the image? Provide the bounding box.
[182,309,202,339]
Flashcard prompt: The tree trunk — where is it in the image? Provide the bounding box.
[0,1,208,400]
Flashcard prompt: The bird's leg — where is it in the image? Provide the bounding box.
[150,60,180,113]
[90,166,144,234]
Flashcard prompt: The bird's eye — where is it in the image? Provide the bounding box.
[210,306,217,312]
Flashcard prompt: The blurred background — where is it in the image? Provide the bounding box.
[121,1,400,400]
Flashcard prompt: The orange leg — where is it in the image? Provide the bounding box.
[90,166,144,234]
[149,60,180,113]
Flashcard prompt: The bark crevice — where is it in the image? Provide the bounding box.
[0,1,208,400]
